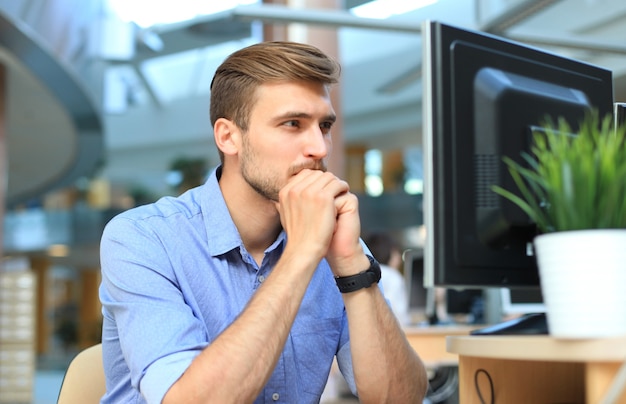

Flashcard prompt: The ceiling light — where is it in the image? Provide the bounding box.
[108,0,258,28]
[351,0,438,19]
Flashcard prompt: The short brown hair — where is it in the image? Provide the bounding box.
[210,41,341,132]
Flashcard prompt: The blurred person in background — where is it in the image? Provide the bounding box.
[363,231,410,326]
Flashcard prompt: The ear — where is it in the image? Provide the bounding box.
[213,118,241,157]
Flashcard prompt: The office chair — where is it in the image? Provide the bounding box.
[57,343,106,404]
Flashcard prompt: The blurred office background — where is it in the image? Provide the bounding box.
[1,0,626,402]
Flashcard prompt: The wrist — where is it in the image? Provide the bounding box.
[329,252,371,277]
[334,255,381,293]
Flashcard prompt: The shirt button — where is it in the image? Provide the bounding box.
[272,392,280,401]
[258,275,266,283]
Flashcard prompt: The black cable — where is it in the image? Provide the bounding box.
[474,368,494,404]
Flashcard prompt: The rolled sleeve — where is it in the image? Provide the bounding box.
[140,350,199,403]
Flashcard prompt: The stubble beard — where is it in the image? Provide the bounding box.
[240,154,280,202]
[240,142,328,203]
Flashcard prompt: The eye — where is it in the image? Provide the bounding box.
[283,120,300,128]
[320,121,333,134]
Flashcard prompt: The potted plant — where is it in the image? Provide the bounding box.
[492,110,626,338]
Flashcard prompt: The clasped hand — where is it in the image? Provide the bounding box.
[275,169,365,276]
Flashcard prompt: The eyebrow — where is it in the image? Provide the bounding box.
[273,111,337,123]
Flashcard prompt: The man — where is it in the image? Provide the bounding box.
[99,41,427,403]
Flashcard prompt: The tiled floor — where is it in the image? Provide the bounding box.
[32,349,74,404]
[34,370,65,404]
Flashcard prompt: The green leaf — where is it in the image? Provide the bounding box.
[492,110,626,232]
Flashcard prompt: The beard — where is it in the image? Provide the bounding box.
[240,137,327,202]
[242,164,281,201]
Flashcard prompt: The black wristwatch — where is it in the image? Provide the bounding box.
[335,255,381,293]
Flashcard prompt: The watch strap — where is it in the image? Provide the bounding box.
[335,255,381,293]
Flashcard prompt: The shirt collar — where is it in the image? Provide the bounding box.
[201,166,286,258]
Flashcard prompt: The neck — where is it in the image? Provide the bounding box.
[218,167,282,261]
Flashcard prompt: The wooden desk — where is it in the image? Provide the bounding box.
[403,326,475,368]
[447,335,626,403]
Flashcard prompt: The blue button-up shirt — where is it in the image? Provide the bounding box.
[99,167,359,403]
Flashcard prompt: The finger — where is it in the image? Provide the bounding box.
[282,170,346,199]
[333,191,358,216]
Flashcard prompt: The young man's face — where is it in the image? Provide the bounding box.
[239,80,336,201]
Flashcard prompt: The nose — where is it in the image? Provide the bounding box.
[304,126,330,159]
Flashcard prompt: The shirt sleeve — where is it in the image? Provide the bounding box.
[335,312,357,396]
[100,216,207,402]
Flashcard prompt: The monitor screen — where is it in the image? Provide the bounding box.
[446,289,483,317]
[422,21,614,288]
[402,248,435,325]
[500,287,545,318]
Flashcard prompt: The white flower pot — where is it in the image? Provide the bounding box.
[534,229,626,339]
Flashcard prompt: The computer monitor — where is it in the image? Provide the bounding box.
[445,288,484,324]
[422,20,614,289]
[403,248,435,325]
[500,287,545,318]
[404,248,482,325]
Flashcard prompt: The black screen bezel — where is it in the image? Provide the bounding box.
[423,21,613,288]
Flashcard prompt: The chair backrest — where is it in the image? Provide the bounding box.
[57,343,106,404]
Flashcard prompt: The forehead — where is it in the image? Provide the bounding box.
[250,81,333,114]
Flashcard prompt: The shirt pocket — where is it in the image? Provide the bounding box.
[290,316,343,396]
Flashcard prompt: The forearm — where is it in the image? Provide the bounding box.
[344,286,428,403]
[163,251,318,403]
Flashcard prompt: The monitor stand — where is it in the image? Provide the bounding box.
[470,312,549,336]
